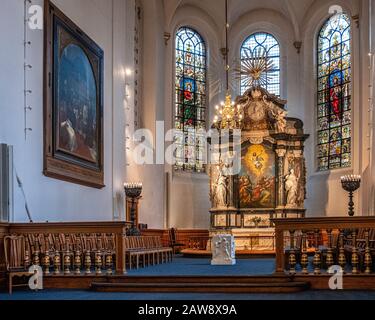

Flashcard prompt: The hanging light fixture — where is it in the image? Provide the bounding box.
[213,0,243,130]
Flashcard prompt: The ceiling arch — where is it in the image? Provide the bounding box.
[163,0,332,41]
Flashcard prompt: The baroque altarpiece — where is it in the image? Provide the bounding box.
[209,87,309,250]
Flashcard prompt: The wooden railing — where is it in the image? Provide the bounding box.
[0,222,131,275]
[272,217,375,275]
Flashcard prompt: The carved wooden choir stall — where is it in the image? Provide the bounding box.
[209,86,309,252]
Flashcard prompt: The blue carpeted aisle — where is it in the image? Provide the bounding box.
[126,256,275,276]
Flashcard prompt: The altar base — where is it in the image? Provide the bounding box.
[209,228,275,254]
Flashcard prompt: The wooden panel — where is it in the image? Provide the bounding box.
[271,216,375,230]
[175,229,209,250]
[9,221,128,234]
[141,229,169,246]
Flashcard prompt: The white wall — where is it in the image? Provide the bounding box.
[0,0,130,222]
[127,0,166,229]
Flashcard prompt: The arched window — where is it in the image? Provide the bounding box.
[317,13,351,171]
[174,27,206,172]
[240,32,280,96]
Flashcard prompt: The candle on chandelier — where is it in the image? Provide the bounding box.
[124,182,143,189]
[341,175,361,182]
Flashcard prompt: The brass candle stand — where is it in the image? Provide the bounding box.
[124,183,143,236]
[341,175,361,217]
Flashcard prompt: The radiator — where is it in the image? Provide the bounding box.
[0,144,13,222]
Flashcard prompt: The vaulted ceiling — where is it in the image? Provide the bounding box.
[163,0,329,39]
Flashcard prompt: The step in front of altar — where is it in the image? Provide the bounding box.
[90,275,310,293]
[210,228,275,252]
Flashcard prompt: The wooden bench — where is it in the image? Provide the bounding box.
[125,236,172,270]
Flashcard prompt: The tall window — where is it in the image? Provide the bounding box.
[317,13,351,171]
[174,27,206,172]
[240,32,280,96]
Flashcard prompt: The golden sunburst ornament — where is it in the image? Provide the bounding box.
[234,48,276,89]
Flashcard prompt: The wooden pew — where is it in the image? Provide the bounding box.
[124,236,172,269]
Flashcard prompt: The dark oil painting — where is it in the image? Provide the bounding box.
[44,0,104,188]
[56,41,98,163]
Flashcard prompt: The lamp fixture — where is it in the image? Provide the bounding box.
[213,0,243,130]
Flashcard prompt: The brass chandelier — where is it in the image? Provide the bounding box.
[213,0,243,130]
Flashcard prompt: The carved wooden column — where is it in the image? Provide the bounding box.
[276,149,286,208]
[274,228,285,274]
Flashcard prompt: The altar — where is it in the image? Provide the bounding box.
[209,86,309,253]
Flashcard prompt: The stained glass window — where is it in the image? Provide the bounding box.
[174,27,206,172]
[317,13,351,171]
[240,32,280,96]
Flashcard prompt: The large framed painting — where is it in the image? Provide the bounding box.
[43,0,104,188]
[239,143,276,209]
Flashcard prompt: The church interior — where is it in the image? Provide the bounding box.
[0,0,375,302]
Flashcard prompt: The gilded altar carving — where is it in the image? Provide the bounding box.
[236,87,287,133]
[209,86,309,231]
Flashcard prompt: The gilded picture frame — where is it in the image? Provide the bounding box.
[43,0,104,188]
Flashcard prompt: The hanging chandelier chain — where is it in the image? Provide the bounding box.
[212,0,244,130]
[225,0,229,91]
